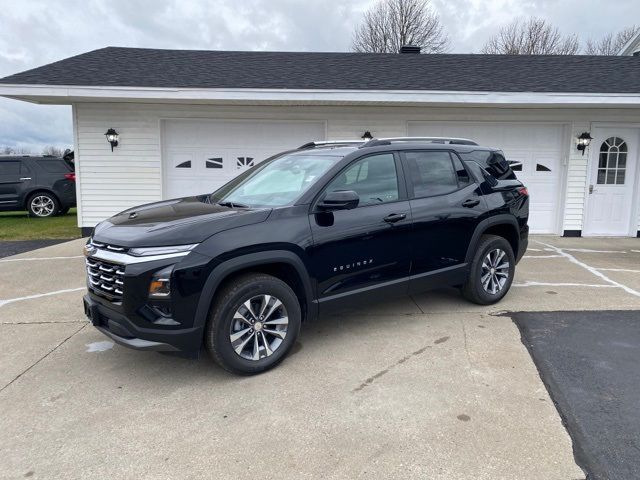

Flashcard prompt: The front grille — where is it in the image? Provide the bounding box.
[86,257,125,302]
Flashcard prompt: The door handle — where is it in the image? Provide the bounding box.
[19,177,31,181]
[383,213,406,223]
[462,199,480,208]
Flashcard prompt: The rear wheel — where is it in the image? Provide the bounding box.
[27,193,59,218]
[461,235,515,305]
[205,273,301,375]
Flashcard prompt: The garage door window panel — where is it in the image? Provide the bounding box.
[325,154,399,207]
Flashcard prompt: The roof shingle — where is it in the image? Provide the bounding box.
[1,47,640,94]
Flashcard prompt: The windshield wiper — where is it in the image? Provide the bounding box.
[217,201,250,209]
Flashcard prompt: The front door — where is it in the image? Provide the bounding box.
[584,128,639,236]
[307,152,412,311]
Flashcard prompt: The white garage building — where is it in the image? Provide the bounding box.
[1,47,640,237]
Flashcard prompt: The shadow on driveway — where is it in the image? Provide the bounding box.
[0,239,73,259]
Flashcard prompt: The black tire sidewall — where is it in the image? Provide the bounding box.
[207,276,301,375]
[468,236,515,304]
[27,193,59,218]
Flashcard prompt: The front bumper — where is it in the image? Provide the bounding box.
[84,294,203,352]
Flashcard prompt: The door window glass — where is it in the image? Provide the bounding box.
[325,154,399,206]
[0,161,20,175]
[597,137,627,185]
[405,151,459,197]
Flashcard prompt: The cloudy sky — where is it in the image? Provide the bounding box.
[0,0,638,152]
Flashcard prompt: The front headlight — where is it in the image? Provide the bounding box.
[149,265,174,298]
[129,244,198,257]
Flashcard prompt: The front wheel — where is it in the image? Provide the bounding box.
[461,235,515,305]
[205,273,301,375]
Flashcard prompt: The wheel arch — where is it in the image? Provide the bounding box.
[193,250,316,332]
[465,215,520,264]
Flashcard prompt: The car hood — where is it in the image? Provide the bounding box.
[92,195,271,247]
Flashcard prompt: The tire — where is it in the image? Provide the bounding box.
[27,192,59,218]
[461,234,516,305]
[205,273,301,375]
[58,206,70,215]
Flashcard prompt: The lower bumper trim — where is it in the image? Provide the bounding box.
[95,326,179,351]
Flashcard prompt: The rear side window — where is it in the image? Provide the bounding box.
[36,160,70,173]
[404,151,470,198]
[0,161,21,175]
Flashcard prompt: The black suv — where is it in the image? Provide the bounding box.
[83,138,529,375]
[0,155,76,217]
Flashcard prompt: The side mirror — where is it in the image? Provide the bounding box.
[318,190,359,211]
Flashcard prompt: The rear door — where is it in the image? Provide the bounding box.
[401,150,488,293]
[308,152,412,310]
[0,160,28,209]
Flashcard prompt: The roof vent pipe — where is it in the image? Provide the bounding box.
[399,45,421,54]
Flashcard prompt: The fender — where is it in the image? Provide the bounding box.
[192,250,317,330]
[465,215,520,264]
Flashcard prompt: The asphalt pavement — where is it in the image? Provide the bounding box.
[514,310,640,480]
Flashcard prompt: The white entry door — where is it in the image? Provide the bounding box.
[584,127,639,236]
[408,121,566,233]
[162,119,325,199]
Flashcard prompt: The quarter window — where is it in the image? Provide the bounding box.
[325,154,399,206]
[597,137,627,185]
[404,151,463,197]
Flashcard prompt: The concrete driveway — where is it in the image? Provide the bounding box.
[1,236,638,479]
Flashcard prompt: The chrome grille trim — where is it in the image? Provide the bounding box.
[86,257,125,301]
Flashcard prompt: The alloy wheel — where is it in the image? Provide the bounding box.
[229,295,289,361]
[31,196,55,217]
[481,248,510,295]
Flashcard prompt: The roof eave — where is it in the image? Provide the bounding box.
[1,83,640,108]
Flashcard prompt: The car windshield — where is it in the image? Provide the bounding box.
[211,152,343,207]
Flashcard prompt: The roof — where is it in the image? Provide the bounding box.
[2,47,640,94]
[619,30,640,56]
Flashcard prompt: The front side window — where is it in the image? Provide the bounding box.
[404,151,463,197]
[324,153,399,207]
[213,152,342,207]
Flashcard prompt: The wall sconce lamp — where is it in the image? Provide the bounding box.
[576,132,592,156]
[361,131,373,141]
[105,128,119,151]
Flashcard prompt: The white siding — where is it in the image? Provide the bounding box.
[74,103,640,234]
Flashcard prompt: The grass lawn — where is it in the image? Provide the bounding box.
[0,208,82,241]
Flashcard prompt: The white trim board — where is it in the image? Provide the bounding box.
[2,84,640,107]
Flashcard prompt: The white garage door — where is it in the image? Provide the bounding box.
[162,119,326,199]
[408,122,566,233]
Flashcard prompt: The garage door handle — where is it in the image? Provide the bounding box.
[383,213,406,223]
[462,199,480,208]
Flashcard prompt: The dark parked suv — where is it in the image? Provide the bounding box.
[83,138,529,374]
[0,155,76,217]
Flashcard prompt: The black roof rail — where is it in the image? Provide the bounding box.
[298,140,365,149]
[362,137,479,147]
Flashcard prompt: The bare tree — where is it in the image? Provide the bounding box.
[1,146,15,155]
[352,0,449,54]
[481,17,579,55]
[585,26,639,55]
[42,146,64,157]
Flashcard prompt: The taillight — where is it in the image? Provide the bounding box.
[518,186,528,196]
[64,173,76,181]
